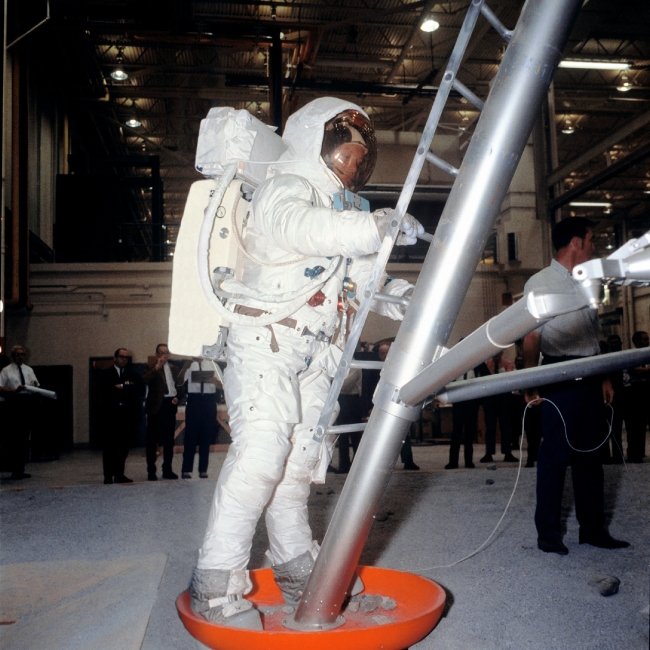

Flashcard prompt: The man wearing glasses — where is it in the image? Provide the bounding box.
[99,348,145,484]
[0,345,40,479]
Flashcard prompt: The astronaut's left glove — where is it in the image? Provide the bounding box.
[396,214,425,246]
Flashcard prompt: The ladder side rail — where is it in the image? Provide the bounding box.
[312,0,487,444]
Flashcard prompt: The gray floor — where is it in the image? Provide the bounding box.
[1,441,648,650]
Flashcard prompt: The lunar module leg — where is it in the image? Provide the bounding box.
[292,0,585,632]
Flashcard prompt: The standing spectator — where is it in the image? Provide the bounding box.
[626,331,650,463]
[523,217,628,554]
[511,354,542,467]
[336,366,363,474]
[445,365,480,470]
[99,348,144,484]
[480,351,518,463]
[144,343,185,480]
[178,357,220,479]
[603,334,625,464]
[0,345,39,479]
[364,340,419,470]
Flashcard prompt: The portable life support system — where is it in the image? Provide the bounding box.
[169,108,289,360]
[169,108,371,363]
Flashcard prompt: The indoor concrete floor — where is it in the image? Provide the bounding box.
[1,440,648,650]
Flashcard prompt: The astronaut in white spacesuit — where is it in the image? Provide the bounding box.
[189,97,422,628]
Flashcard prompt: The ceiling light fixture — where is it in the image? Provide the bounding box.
[111,48,128,81]
[569,201,612,208]
[125,100,141,128]
[559,60,631,70]
[617,74,632,92]
[420,16,440,33]
[561,119,575,134]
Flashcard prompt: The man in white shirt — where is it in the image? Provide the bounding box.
[523,218,627,554]
[0,345,40,479]
[144,344,185,480]
[178,357,221,479]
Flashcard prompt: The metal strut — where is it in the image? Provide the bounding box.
[293,0,585,631]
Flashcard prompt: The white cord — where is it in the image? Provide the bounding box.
[544,396,613,454]
[415,397,616,573]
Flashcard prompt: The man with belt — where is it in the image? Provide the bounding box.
[178,357,221,479]
[523,217,629,555]
[0,345,39,480]
[144,343,185,481]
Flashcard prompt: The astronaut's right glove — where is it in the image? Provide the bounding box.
[373,209,424,245]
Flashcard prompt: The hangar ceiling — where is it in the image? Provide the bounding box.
[8,0,650,258]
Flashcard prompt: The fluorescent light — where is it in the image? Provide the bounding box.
[569,201,612,207]
[111,68,128,81]
[559,60,630,70]
[125,118,141,128]
[421,17,440,33]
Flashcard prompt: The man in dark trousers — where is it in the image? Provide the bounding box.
[178,357,221,479]
[626,330,650,463]
[523,218,629,555]
[144,343,185,480]
[445,361,485,470]
[363,340,419,470]
[99,348,144,484]
[0,345,40,480]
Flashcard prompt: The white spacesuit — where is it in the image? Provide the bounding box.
[189,97,422,628]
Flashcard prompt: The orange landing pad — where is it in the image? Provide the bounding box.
[176,565,446,650]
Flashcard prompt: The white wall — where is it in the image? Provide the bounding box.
[372,131,461,186]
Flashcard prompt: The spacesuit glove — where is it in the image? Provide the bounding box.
[373,209,424,245]
[373,208,393,239]
[396,214,425,246]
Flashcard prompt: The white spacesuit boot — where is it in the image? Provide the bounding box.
[189,567,262,629]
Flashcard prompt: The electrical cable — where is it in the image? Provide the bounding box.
[415,396,616,573]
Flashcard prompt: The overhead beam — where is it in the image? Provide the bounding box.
[547,109,650,187]
[385,0,438,84]
[548,141,650,210]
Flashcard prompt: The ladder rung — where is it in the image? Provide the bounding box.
[480,3,513,42]
[349,360,384,370]
[452,78,485,111]
[373,292,410,308]
[325,423,367,435]
[425,151,459,177]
